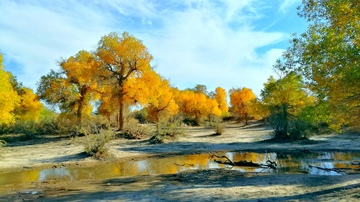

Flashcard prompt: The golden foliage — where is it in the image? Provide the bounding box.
[145,81,179,126]
[16,87,43,122]
[176,90,221,123]
[96,32,153,129]
[230,87,256,124]
[123,70,179,130]
[214,87,229,116]
[0,53,20,125]
[261,73,313,115]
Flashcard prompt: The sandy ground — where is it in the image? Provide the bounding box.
[1,122,360,201]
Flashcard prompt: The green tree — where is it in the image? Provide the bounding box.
[261,73,314,139]
[278,0,360,130]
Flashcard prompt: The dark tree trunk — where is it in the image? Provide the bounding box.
[119,98,124,130]
[77,86,88,129]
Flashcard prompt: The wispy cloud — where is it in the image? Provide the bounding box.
[0,0,114,89]
[0,0,302,95]
[279,0,300,13]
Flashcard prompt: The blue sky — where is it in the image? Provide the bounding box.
[0,0,308,96]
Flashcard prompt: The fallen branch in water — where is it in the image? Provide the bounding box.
[210,154,277,169]
[308,165,342,173]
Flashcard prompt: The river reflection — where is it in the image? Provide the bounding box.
[1,151,360,185]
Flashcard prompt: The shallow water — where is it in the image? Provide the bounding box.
[1,151,360,186]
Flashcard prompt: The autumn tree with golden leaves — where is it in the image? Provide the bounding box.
[96,32,153,130]
[176,90,221,125]
[15,87,43,122]
[144,76,179,132]
[214,87,229,116]
[230,87,256,125]
[0,53,20,126]
[38,50,100,128]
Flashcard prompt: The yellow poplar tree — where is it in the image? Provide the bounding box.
[176,90,221,124]
[230,87,256,125]
[60,50,100,126]
[0,53,20,125]
[15,87,43,122]
[38,50,100,128]
[145,80,179,131]
[123,70,179,131]
[214,87,229,116]
[96,32,153,130]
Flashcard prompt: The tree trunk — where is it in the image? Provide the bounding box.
[77,102,83,128]
[282,104,288,137]
[77,87,87,130]
[118,98,124,131]
[156,115,159,133]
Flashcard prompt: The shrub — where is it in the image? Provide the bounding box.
[122,118,152,139]
[269,105,314,141]
[0,140,6,147]
[83,130,114,159]
[183,118,199,126]
[7,121,39,139]
[56,114,79,135]
[149,118,184,144]
[159,118,184,138]
[212,119,225,135]
[149,134,165,144]
[80,115,109,135]
[133,108,148,124]
[268,108,288,139]
[288,119,315,140]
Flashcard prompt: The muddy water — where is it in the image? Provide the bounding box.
[1,152,360,186]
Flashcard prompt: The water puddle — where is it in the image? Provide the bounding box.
[1,151,360,186]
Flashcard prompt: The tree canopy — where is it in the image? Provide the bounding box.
[230,87,256,125]
[275,0,360,130]
[96,32,153,130]
[0,53,20,125]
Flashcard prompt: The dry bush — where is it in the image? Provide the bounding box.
[150,118,184,144]
[159,119,184,138]
[0,140,6,147]
[2,118,60,140]
[56,114,78,135]
[83,129,114,159]
[80,115,109,135]
[211,117,226,135]
[122,118,153,139]
[214,122,225,135]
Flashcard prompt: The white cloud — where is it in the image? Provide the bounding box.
[279,0,300,13]
[0,0,113,89]
[141,0,286,95]
[0,0,293,96]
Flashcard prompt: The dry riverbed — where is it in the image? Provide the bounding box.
[1,122,360,201]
